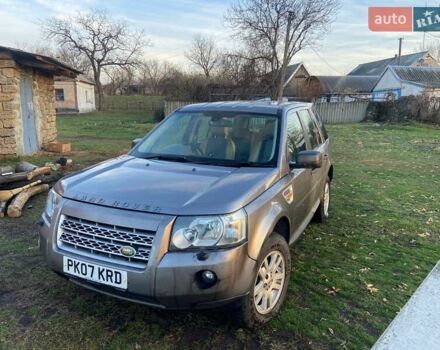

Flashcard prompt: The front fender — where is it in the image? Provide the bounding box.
[245,176,292,261]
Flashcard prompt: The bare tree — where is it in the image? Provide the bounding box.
[226,0,340,100]
[140,59,175,95]
[185,34,219,78]
[104,66,137,95]
[55,46,92,76]
[42,9,147,110]
[218,52,265,96]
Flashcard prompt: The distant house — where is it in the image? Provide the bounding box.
[304,75,379,102]
[282,62,310,97]
[55,74,96,114]
[348,51,439,76]
[372,66,440,100]
[0,46,80,156]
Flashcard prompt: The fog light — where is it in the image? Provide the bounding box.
[197,270,217,289]
[202,270,216,283]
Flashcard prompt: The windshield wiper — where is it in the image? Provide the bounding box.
[206,160,272,168]
[143,154,190,163]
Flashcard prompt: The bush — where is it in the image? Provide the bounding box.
[366,95,440,124]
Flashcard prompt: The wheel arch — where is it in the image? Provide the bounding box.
[273,216,290,243]
[328,165,334,181]
[247,205,292,261]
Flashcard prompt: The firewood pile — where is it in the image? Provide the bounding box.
[0,158,72,218]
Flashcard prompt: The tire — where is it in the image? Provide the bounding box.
[313,176,331,223]
[233,232,291,328]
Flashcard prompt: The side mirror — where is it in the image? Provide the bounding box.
[291,150,322,169]
[131,138,142,148]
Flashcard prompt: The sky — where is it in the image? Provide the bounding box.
[1,0,440,75]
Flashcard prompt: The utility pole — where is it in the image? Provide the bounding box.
[277,11,293,102]
[398,37,403,65]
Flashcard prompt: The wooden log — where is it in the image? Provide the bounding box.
[0,172,28,185]
[0,172,64,190]
[0,180,42,201]
[27,167,51,180]
[0,201,7,218]
[15,161,37,173]
[7,184,49,218]
[0,167,51,186]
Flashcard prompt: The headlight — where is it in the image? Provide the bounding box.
[170,209,247,250]
[45,188,61,219]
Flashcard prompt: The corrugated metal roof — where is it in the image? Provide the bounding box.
[311,75,379,94]
[348,51,431,76]
[389,66,440,88]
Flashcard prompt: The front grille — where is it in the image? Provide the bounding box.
[58,215,155,266]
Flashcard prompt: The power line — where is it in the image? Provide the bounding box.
[144,31,234,61]
[308,47,343,75]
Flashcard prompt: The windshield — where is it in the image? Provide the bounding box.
[131,111,280,167]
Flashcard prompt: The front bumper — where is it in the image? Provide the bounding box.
[39,200,257,309]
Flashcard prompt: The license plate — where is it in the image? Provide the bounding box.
[63,256,127,289]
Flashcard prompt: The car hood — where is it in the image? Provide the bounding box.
[60,155,280,215]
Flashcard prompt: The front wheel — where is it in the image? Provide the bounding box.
[313,176,331,223]
[233,233,291,328]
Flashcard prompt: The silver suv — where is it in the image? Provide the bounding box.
[39,101,333,327]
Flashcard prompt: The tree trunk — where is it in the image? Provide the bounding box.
[96,80,104,111]
[93,66,104,111]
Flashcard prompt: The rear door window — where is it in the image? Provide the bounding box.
[297,109,322,149]
[286,111,307,160]
[309,108,328,141]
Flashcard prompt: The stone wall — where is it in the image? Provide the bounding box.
[0,53,20,156]
[0,52,57,156]
[34,71,57,147]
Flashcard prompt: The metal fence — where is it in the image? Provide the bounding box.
[314,100,369,124]
[164,100,369,124]
[164,100,197,116]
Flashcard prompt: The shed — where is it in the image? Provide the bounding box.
[372,66,440,100]
[0,46,80,156]
[282,62,310,97]
[55,74,96,114]
[304,75,378,102]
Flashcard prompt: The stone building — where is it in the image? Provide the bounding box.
[0,46,80,156]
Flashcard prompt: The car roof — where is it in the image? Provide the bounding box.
[177,101,312,115]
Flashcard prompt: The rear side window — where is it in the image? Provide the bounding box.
[309,108,328,140]
[297,109,322,149]
[286,111,307,160]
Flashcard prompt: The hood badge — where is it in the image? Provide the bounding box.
[120,246,136,257]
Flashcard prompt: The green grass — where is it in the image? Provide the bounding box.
[0,115,439,349]
[57,111,156,153]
